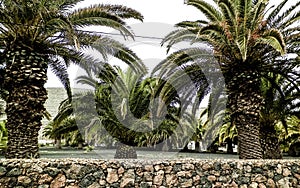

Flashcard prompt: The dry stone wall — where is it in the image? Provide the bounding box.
[0,159,299,187]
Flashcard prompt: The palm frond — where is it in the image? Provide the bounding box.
[93,4,143,21]
[48,59,72,100]
[162,29,203,52]
[266,0,289,24]
[256,29,286,55]
[91,37,146,74]
[269,1,300,28]
[186,0,222,22]
[218,0,238,29]
[70,5,135,38]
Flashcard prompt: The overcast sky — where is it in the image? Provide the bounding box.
[45,0,205,87]
[45,0,298,87]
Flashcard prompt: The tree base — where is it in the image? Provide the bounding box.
[114,142,137,159]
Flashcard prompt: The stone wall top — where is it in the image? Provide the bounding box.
[0,158,299,187]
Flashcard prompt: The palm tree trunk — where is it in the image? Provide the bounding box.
[227,69,263,159]
[195,141,200,152]
[4,48,48,158]
[55,138,62,149]
[260,124,282,159]
[226,139,233,154]
[78,142,83,149]
[181,143,189,152]
[114,142,137,159]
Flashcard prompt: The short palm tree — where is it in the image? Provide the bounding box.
[0,121,8,150]
[162,0,299,159]
[218,121,237,153]
[94,65,144,158]
[0,0,143,158]
[152,48,218,151]
[95,63,201,157]
[260,74,300,158]
[278,116,300,156]
[45,90,103,149]
[44,117,84,149]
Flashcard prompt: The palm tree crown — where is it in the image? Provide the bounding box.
[162,0,299,159]
[0,0,143,158]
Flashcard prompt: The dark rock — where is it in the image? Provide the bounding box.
[252,167,263,174]
[200,176,208,184]
[93,171,104,179]
[203,182,212,188]
[78,166,97,179]
[7,168,21,176]
[238,176,250,184]
[214,162,221,171]
[274,175,283,182]
[140,182,151,188]
[44,167,60,177]
[79,174,95,187]
[6,177,17,187]
[0,167,7,176]
[291,165,299,173]
[173,164,182,172]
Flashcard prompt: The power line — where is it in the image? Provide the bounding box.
[0,21,165,40]
[80,30,164,40]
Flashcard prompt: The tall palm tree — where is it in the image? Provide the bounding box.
[0,0,143,158]
[162,0,299,159]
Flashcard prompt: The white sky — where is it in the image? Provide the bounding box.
[45,0,298,88]
[45,0,203,87]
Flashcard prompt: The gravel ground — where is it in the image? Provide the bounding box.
[37,147,238,159]
[0,147,297,159]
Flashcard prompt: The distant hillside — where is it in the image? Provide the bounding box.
[41,87,92,138]
[41,87,68,126]
[39,87,67,138]
[1,87,92,138]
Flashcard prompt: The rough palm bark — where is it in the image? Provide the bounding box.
[257,74,298,159]
[226,139,233,154]
[114,142,137,159]
[260,124,282,159]
[4,47,48,158]
[161,0,300,159]
[0,0,143,159]
[227,67,263,159]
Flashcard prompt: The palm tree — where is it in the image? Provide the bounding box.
[162,0,299,159]
[95,63,202,157]
[152,48,220,152]
[44,89,104,149]
[44,117,84,149]
[0,99,4,119]
[94,65,145,158]
[0,0,143,158]
[0,121,8,151]
[278,116,300,156]
[260,74,300,158]
[95,65,153,158]
[218,121,238,153]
